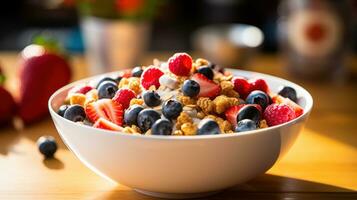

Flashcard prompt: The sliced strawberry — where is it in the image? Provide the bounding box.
[232,77,251,99]
[140,67,164,90]
[249,78,269,93]
[224,105,246,126]
[112,88,136,109]
[191,73,221,99]
[93,117,123,131]
[85,99,123,126]
[68,84,93,95]
[272,94,303,117]
[168,53,192,76]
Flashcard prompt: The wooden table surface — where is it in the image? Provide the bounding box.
[0,52,356,200]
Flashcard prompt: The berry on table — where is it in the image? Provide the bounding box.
[97,81,118,99]
[168,53,192,76]
[63,105,86,122]
[151,119,173,135]
[245,90,270,110]
[264,103,296,126]
[278,86,297,102]
[140,67,164,90]
[124,105,144,126]
[131,66,143,77]
[162,99,183,120]
[37,136,57,158]
[137,109,161,132]
[232,77,251,99]
[57,105,69,117]
[197,66,214,80]
[237,105,261,125]
[143,90,162,107]
[182,80,200,97]
[112,88,136,109]
[235,119,257,132]
[197,119,221,135]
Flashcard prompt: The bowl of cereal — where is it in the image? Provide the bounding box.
[49,53,313,199]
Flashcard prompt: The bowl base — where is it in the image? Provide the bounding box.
[134,188,221,199]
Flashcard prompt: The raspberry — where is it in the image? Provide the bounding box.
[249,78,269,93]
[140,67,164,90]
[112,88,136,109]
[263,103,296,126]
[168,53,192,76]
[232,77,251,99]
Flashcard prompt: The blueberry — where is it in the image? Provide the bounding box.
[98,81,118,99]
[197,66,214,80]
[124,105,144,126]
[151,119,173,135]
[131,66,143,77]
[37,136,57,158]
[197,119,221,135]
[137,109,161,132]
[182,80,200,97]
[57,105,69,117]
[278,86,297,102]
[143,90,161,107]
[246,90,270,109]
[162,100,183,120]
[235,119,257,132]
[96,77,117,88]
[64,105,86,122]
[237,105,261,125]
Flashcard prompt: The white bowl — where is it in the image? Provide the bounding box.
[49,69,313,199]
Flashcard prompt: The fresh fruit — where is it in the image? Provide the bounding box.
[137,109,161,132]
[96,77,117,88]
[57,105,69,117]
[264,103,296,126]
[97,81,118,99]
[18,44,71,124]
[63,105,86,122]
[112,88,136,109]
[37,136,57,158]
[0,86,17,126]
[140,67,164,90]
[93,117,123,131]
[85,99,123,126]
[272,95,303,117]
[197,119,221,135]
[224,104,246,126]
[245,90,270,109]
[131,66,143,77]
[249,78,269,93]
[237,105,261,125]
[278,86,297,102]
[191,73,221,98]
[182,80,200,97]
[124,105,144,126]
[197,66,214,80]
[151,119,173,135]
[68,84,93,95]
[143,90,161,107]
[232,77,251,99]
[168,53,192,76]
[162,100,183,120]
[235,119,257,132]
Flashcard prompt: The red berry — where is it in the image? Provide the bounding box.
[68,84,93,95]
[232,77,251,99]
[224,105,246,126]
[140,67,164,90]
[112,88,136,109]
[85,99,124,126]
[168,53,192,76]
[191,73,221,99]
[0,86,17,126]
[272,95,303,117]
[93,117,123,131]
[264,103,296,126]
[249,78,269,93]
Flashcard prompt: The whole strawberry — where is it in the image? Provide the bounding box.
[264,103,296,126]
[0,86,17,126]
[18,40,71,124]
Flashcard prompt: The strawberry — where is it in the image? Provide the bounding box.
[93,117,123,131]
[224,104,262,126]
[272,94,303,117]
[112,88,136,109]
[85,99,124,126]
[140,67,164,90]
[249,78,269,93]
[17,44,71,124]
[0,86,17,126]
[191,73,221,99]
[68,84,93,95]
[168,53,192,76]
[120,69,132,78]
[264,103,296,126]
[232,77,251,99]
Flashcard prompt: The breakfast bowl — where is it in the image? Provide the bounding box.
[49,69,313,199]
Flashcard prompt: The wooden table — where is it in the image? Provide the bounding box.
[0,52,356,200]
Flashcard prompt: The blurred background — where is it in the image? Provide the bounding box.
[0,0,356,78]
